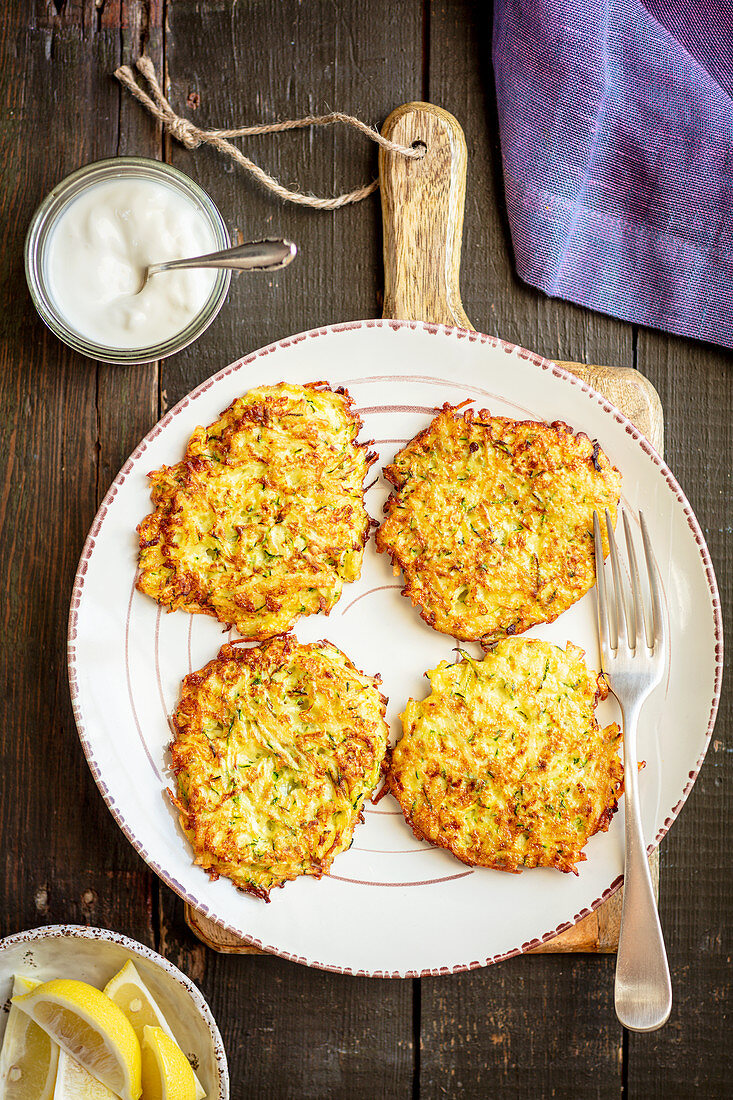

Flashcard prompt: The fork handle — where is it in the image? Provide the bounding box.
[615,704,672,1031]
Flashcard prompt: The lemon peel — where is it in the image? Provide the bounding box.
[141,1025,197,1100]
[103,961,204,1099]
[12,978,142,1100]
[0,975,58,1100]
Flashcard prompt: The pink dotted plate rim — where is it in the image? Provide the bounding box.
[67,319,723,977]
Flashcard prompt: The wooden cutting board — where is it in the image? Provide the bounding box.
[184,102,663,958]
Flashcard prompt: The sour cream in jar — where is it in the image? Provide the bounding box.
[46,177,218,349]
[25,158,231,363]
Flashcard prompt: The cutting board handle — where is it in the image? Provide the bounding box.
[380,102,473,330]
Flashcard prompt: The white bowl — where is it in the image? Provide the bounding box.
[0,924,229,1098]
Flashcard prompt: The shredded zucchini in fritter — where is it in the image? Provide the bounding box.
[170,635,389,898]
[387,639,623,874]
[376,404,621,643]
[138,382,375,639]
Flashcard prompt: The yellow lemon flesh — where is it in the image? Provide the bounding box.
[0,975,58,1100]
[12,978,142,1100]
[53,1049,117,1099]
[104,962,205,1100]
[141,1026,197,1100]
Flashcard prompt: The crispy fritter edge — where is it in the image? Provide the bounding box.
[384,654,623,875]
[137,381,378,640]
[167,634,389,900]
[374,402,621,645]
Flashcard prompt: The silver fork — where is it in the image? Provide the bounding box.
[593,508,672,1032]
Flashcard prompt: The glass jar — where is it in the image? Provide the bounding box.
[25,157,231,365]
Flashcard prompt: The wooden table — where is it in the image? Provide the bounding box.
[1,3,730,1096]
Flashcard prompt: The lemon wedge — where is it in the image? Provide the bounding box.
[104,962,205,1099]
[141,1025,197,1100]
[9,974,41,994]
[12,978,142,1100]
[53,1049,118,1099]
[0,974,59,1100]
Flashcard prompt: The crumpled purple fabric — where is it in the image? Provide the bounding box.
[492,0,733,348]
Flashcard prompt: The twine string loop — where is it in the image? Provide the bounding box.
[114,56,422,209]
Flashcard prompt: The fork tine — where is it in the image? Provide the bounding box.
[640,511,666,654]
[622,511,643,649]
[605,508,627,648]
[593,510,611,656]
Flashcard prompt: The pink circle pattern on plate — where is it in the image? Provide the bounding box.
[67,320,723,977]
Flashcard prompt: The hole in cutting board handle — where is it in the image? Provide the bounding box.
[379,102,473,329]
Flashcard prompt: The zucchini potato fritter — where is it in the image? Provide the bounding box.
[170,635,389,899]
[137,382,375,639]
[387,639,623,874]
[376,405,621,644]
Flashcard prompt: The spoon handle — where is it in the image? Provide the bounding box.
[147,239,296,277]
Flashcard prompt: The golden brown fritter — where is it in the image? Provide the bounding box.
[169,635,389,899]
[137,382,375,639]
[387,639,623,874]
[376,404,621,644]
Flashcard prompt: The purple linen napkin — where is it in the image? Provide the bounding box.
[493,0,733,348]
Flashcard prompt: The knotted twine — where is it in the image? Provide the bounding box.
[114,56,423,210]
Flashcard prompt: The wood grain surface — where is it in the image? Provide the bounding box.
[1,2,730,1098]
[380,101,472,328]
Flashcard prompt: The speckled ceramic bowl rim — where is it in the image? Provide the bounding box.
[0,923,230,1097]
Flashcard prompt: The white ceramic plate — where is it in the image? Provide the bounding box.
[0,925,229,1097]
[68,321,722,977]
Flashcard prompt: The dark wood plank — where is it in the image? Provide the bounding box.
[627,331,733,1098]
[161,0,425,407]
[421,956,620,1100]
[162,894,414,1100]
[96,0,162,500]
[420,1,625,1094]
[0,1,157,948]
[157,3,422,1095]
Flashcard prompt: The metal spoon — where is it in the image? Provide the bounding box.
[138,238,296,292]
